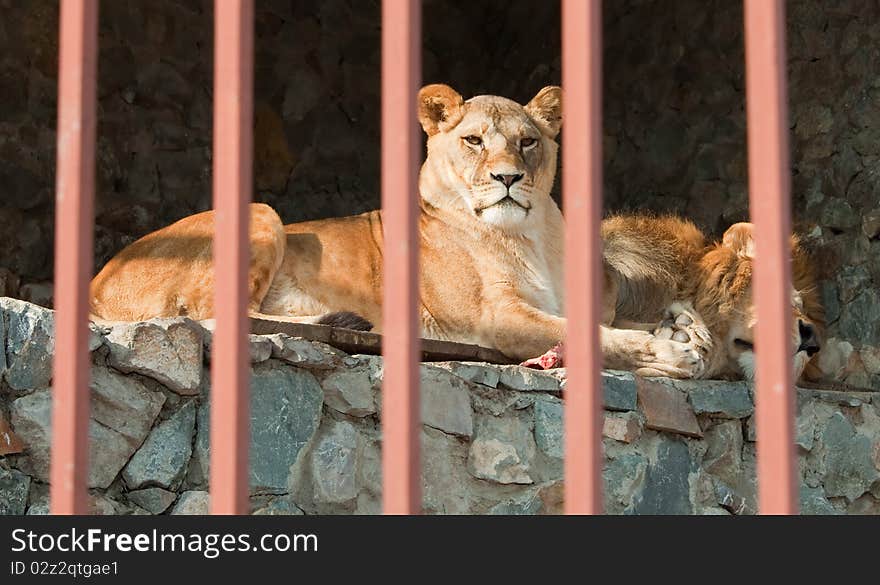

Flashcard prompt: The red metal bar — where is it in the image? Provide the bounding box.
[381,0,422,515]
[210,0,254,515]
[562,0,604,515]
[50,0,98,516]
[744,0,797,515]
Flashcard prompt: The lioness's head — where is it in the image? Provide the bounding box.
[695,222,824,381]
[417,84,562,233]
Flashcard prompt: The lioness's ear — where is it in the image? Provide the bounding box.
[722,222,755,258]
[525,86,562,138]
[418,84,465,136]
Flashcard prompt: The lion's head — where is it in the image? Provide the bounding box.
[693,222,824,381]
[416,84,562,233]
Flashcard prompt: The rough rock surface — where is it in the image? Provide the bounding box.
[195,361,324,494]
[171,491,209,515]
[9,366,164,489]
[105,318,204,395]
[637,379,703,438]
[468,414,537,485]
[419,365,474,437]
[126,487,178,514]
[319,357,378,417]
[1,298,103,391]
[3,298,55,391]
[123,400,197,490]
[0,466,30,515]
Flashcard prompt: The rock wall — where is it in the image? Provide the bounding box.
[601,0,880,389]
[1,298,879,515]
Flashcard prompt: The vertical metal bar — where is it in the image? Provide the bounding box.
[50,0,98,516]
[562,0,604,515]
[381,0,422,515]
[744,0,797,515]
[210,0,253,515]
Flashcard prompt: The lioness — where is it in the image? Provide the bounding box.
[90,84,822,381]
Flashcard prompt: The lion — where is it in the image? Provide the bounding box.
[594,215,823,381]
[90,83,822,381]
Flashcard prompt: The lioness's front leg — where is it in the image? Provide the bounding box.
[489,303,566,361]
[492,301,705,378]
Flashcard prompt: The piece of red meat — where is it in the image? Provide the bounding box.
[520,341,565,370]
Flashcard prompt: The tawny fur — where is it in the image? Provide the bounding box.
[601,216,823,380]
[90,84,821,380]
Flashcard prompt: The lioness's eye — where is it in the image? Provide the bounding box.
[521,137,537,148]
[463,135,482,146]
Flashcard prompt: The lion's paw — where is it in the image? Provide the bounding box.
[653,301,713,360]
[635,337,705,379]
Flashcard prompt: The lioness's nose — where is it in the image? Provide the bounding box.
[797,320,820,356]
[491,173,524,188]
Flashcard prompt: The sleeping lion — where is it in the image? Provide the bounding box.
[90,83,823,381]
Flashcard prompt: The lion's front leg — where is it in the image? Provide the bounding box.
[602,326,706,379]
[652,301,714,364]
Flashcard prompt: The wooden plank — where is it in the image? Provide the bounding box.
[249,317,515,364]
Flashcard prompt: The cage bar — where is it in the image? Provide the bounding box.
[562,0,605,515]
[209,0,254,515]
[381,0,422,515]
[50,0,99,516]
[744,0,797,515]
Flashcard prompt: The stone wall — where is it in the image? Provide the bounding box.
[601,0,880,389]
[1,297,879,515]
